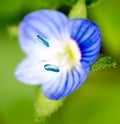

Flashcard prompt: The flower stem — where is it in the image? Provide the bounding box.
[34,91,64,121]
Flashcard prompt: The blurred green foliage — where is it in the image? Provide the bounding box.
[0,0,63,26]
[85,0,100,6]
[0,0,120,124]
[88,0,120,57]
[61,0,78,6]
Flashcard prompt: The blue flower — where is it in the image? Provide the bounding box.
[14,10,101,100]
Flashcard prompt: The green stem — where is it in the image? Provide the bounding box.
[68,0,87,18]
[34,91,64,121]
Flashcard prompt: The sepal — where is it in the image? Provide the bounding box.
[90,54,117,72]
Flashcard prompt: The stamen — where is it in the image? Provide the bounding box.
[44,64,60,72]
[37,35,49,47]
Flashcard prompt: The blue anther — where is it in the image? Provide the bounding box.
[37,35,49,47]
[44,64,60,72]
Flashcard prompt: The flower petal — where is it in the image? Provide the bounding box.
[14,57,61,85]
[42,63,90,100]
[68,19,101,67]
[19,10,69,56]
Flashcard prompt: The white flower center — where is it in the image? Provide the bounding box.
[37,35,81,72]
[55,39,81,71]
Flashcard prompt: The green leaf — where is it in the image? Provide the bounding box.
[85,0,102,7]
[69,0,87,18]
[90,54,117,72]
[34,91,64,122]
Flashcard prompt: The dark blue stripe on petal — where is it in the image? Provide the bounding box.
[81,42,100,54]
[26,16,54,31]
[20,24,33,41]
[81,37,100,57]
[55,72,69,100]
[70,20,84,40]
[41,12,62,33]
[48,74,63,100]
[78,27,97,45]
[80,30,100,48]
[25,21,48,38]
[61,70,74,97]
[70,69,75,91]
[42,72,68,100]
[73,66,88,91]
[74,21,84,39]
[72,67,81,90]
[50,73,64,99]
[27,17,61,39]
[77,25,92,43]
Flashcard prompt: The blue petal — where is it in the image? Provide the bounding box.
[19,10,69,55]
[68,19,101,67]
[42,64,90,100]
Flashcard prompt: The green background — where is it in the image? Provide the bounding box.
[0,0,120,124]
